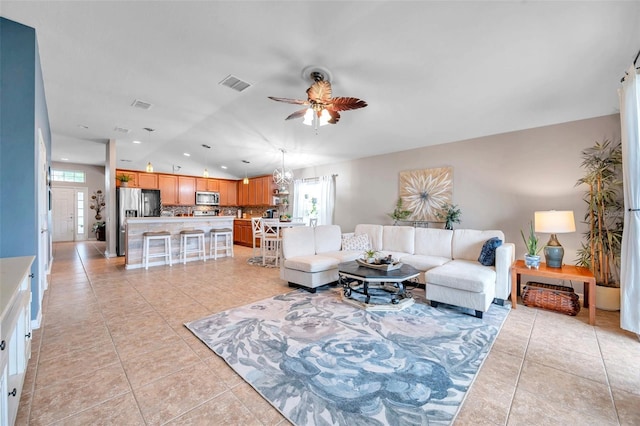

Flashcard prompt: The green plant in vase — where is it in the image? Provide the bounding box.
[520,221,542,269]
[387,198,411,225]
[436,203,461,230]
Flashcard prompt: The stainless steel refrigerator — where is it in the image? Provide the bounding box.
[116,188,161,256]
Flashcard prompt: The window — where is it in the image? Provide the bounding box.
[51,169,86,183]
[292,176,335,225]
[77,191,85,235]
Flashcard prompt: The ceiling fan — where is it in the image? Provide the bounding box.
[268,69,367,128]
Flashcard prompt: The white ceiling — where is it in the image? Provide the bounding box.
[2,1,639,179]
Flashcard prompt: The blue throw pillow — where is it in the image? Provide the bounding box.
[478,237,503,266]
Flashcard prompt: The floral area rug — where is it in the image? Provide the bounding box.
[185,288,510,425]
[247,256,278,268]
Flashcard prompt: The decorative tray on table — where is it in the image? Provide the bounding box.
[356,258,403,271]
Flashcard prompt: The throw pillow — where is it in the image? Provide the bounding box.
[478,237,503,266]
[342,233,370,251]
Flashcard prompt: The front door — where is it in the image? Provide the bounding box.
[52,187,76,242]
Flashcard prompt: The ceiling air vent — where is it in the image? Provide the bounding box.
[219,75,251,92]
[131,99,153,110]
[113,126,130,134]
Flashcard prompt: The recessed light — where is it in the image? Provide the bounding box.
[132,140,142,144]
[77,125,88,129]
[61,157,69,161]
[120,159,132,162]
[183,153,191,157]
[221,165,227,169]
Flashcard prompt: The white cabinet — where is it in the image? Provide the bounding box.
[0,256,33,426]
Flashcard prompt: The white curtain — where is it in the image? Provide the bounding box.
[292,179,306,220]
[619,64,640,335]
[317,175,336,225]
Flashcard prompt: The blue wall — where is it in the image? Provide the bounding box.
[0,17,51,322]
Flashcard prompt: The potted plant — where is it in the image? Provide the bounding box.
[363,249,378,263]
[92,221,106,241]
[521,221,542,269]
[575,139,623,310]
[437,203,461,230]
[388,198,411,225]
[116,173,131,187]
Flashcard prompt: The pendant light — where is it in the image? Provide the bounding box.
[144,127,154,172]
[202,144,211,177]
[273,148,293,187]
[242,160,250,185]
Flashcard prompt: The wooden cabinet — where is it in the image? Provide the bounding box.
[196,178,220,192]
[138,173,158,189]
[233,219,255,247]
[178,176,196,206]
[0,256,33,426]
[219,180,237,206]
[237,176,275,206]
[158,174,178,205]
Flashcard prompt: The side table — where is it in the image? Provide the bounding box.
[511,260,596,325]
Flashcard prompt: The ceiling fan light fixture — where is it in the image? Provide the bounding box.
[303,108,330,128]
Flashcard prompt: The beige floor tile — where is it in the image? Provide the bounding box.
[35,342,120,389]
[604,357,640,396]
[612,388,640,425]
[133,361,228,425]
[122,339,201,389]
[165,390,263,425]
[50,392,145,425]
[514,360,617,424]
[455,375,514,425]
[525,338,607,384]
[29,363,131,425]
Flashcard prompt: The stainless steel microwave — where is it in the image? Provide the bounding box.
[195,191,220,205]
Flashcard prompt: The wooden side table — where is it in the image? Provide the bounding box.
[511,260,596,325]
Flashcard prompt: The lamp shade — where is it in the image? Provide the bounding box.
[534,210,576,234]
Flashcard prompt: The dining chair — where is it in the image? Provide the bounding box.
[262,219,282,266]
[251,217,263,257]
[309,218,318,227]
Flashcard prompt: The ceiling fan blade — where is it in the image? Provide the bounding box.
[268,96,309,105]
[285,108,309,121]
[307,80,332,103]
[328,97,368,111]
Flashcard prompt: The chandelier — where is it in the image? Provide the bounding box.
[273,149,293,187]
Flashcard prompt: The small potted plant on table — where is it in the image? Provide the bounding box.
[521,221,542,269]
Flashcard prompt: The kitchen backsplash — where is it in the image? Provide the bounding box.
[161,205,281,217]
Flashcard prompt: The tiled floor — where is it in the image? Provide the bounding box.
[16,241,640,425]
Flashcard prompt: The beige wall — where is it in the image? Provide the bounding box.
[293,114,622,270]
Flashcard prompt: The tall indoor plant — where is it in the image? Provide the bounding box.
[575,139,623,310]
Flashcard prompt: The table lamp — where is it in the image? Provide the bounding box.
[534,210,576,268]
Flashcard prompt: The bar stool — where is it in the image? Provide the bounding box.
[262,219,282,266]
[142,231,172,269]
[179,229,206,264]
[210,228,234,259]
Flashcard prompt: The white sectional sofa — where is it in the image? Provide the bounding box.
[280,224,515,318]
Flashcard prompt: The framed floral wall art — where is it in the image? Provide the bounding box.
[399,167,453,221]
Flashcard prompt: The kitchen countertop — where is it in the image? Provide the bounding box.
[126,216,235,224]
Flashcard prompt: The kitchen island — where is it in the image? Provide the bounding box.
[124,216,235,269]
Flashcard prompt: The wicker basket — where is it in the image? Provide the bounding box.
[522,282,581,316]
